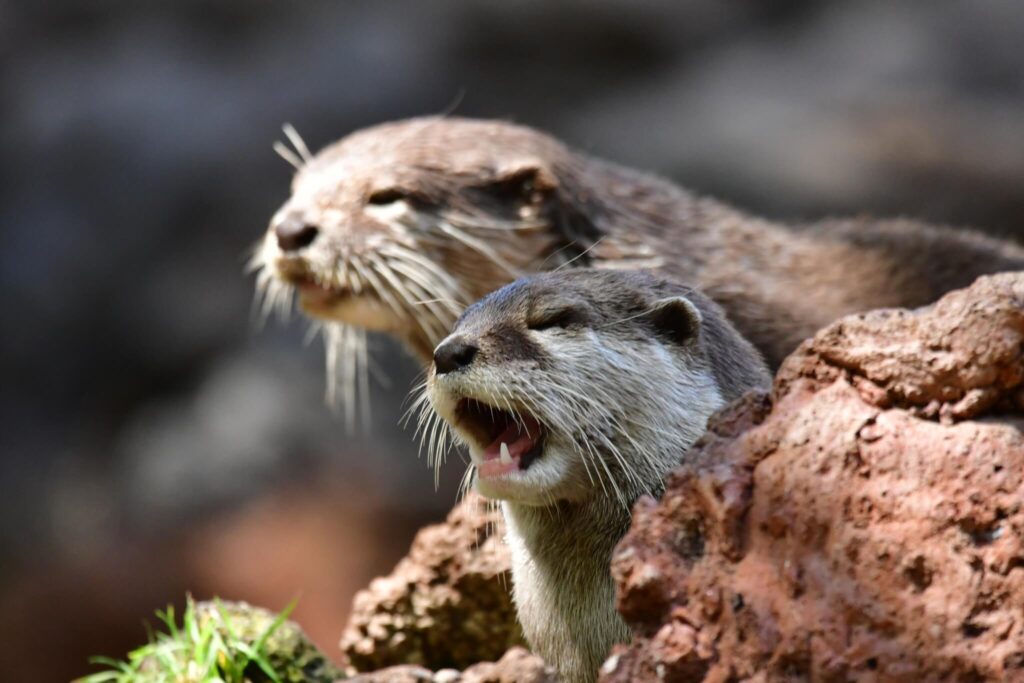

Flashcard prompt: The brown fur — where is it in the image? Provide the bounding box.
[257,116,1024,370]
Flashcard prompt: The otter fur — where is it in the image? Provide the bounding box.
[422,269,771,683]
[254,116,1024,375]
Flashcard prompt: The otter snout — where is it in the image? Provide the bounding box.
[433,336,478,374]
[274,212,319,252]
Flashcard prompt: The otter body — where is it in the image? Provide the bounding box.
[255,117,1024,370]
[424,270,770,683]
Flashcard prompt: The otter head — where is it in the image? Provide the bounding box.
[253,117,603,362]
[424,269,748,508]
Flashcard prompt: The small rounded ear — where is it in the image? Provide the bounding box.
[645,296,702,345]
[491,162,558,197]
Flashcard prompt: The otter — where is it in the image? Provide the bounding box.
[252,116,1024,389]
[420,269,771,683]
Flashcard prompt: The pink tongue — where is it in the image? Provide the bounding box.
[482,416,539,462]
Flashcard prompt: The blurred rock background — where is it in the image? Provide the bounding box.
[0,1,1021,680]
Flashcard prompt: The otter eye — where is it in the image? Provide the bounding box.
[367,188,407,205]
[528,308,582,331]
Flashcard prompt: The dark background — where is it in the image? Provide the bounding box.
[2,2,1022,680]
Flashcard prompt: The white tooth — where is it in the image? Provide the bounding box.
[500,442,512,464]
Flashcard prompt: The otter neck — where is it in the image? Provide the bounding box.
[502,498,635,682]
[578,157,784,277]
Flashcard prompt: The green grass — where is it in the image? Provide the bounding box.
[78,596,323,683]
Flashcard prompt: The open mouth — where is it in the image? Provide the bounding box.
[456,398,546,479]
[275,262,344,304]
[295,277,340,303]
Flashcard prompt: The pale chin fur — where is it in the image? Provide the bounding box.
[468,441,580,506]
[297,291,403,333]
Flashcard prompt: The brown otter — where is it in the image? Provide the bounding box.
[420,269,771,683]
[252,116,1024,390]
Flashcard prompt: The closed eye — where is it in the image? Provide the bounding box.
[528,308,584,331]
[367,188,407,205]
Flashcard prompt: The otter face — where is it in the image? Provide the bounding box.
[424,270,725,507]
[252,117,600,362]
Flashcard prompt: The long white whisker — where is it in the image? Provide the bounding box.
[553,237,604,272]
[282,122,313,162]
[273,141,303,170]
[436,220,523,278]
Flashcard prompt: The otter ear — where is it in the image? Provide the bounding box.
[645,296,702,345]
[491,163,558,199]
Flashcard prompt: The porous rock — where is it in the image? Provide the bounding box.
[603,273,1024,682]
[346,646,557,683]
[339,492,524,673]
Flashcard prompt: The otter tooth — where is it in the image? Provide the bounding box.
[500,442,512,464]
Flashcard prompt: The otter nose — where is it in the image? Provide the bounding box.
[433,338,478,375]
[274,214,319,252]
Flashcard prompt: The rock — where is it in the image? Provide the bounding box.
[339,493,524,673]
[603,273,1024,682]
[347,647,556,683]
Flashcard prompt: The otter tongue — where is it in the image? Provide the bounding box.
[482,415,539,463]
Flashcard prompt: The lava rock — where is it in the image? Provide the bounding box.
[339,493,524,673]
[346,647,556,683]
[603,273,1024,682]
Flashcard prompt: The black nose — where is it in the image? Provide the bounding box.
[275,214,319,252]
[433,338,478,374]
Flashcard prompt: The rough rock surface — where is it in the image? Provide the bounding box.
[346,646,556,683]
[339,493,524,673]
[602,273,1024,682]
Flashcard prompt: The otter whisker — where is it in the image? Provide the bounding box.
[303,319,323,346]
[346,255,364,295]
[281,123,313,163]
[414,395,436,438]
[539,377,651,506]
[545,381,656,498]
[367,256,439,338]
[411,297,464,308]
[370,254,453,343]
[244,241,268,274]
[380,244,471,309]
[256,276,294,326]
[400,378,430,430]
[272,141,303,170]
[356,324,371,432]
[537,386,624,504]
[336,252,351,293]
[457,463,475,502]
[436,220,523,278]
[384,257,465,318]
[353,257,406,326]
[552,236,604,272]
[537,240,581,270]
[445,210,546,233]
[426,408,454,489]
[250,269,272,326]
[322,323,370,432]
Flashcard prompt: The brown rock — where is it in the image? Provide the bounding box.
[346,647,556,683]
[340,493,524,673]
[604,273,1024,682]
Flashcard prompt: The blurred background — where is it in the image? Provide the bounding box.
[2,1,1023,680]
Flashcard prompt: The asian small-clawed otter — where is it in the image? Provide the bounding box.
[420,269,771,683]
[253,116,1024,388]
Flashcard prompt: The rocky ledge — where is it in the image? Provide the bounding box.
[344,273,1024,682]
[339,493,524,674]
[603,272,1024,681]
